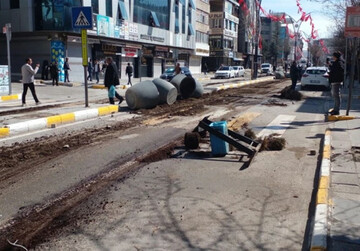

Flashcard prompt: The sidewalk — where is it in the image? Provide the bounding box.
[325,84,360,250]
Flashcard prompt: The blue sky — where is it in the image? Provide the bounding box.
[261,0,332,38]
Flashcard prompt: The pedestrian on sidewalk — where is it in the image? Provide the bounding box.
[290,61,298,90]
[87,59,93,81]
[64,57,71,82]
[50,61,59,86]
[41,60,49,80]
[203,62,208,75]
[328,51,345,115]
[125,63,133,86]
[175,63,181,75]
[104,57,124,105]
[21,58,41,106]
[94,59,100,83]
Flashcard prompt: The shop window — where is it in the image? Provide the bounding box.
[150,11,160,27]
[10,0,19,9]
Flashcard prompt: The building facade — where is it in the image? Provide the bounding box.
[204,0,240,71]
[0,0,196,82]
[189,0,210,74]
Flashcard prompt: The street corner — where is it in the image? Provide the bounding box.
[311,129,331,251]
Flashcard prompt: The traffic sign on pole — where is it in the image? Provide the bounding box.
[81,29,88,66]
[72,7,93,29]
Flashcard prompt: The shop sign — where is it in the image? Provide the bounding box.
[122,48,138,57]
[142,48,154,57]
[140,34,165,43]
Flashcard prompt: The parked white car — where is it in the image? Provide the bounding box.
[301,67,330,89]
[214,66,235,79]
[232,66,245,77]
[261,63,273,75]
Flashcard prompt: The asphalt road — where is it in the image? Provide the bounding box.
[0,79,331,250]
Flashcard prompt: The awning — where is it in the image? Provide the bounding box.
[150,11,160,27]
[118,0,128,20]
[189,0,195,9]
[188,23,195,36]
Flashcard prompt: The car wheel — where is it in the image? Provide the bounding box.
[300,85,306,90]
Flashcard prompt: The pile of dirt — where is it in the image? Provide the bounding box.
[279,86,303,101]
[259,134,286,151]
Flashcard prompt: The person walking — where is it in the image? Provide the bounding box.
[290,61,298,90]
[125,63,133,86]
[203,63,208,75]
[94,59,100,83]
[64,57,71,82]
[87,59,93,81]
[21,58,41,106]
[104,57,124,105]
[41,60,49,80]
[175,63,181,75]
[50,61,59,86]
[328,51,344,115]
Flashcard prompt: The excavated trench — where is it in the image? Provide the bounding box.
[0,79,289,249]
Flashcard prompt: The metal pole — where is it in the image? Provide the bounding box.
[346,38,356,116]
[344,38,348,89]
[252,0,261,79]
[84,66,88,107]
[81,29,89,107]
[5,23,12,95]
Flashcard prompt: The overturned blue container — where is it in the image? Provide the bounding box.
[209,121,229,157]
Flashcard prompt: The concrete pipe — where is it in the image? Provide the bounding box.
[170,74,196,99]
[125,80,160,110]
[191,80,204,98]
[152,78,178,105]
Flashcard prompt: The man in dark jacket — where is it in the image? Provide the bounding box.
[104,57,124,105]
[125,63,133,86]
[290,61,298,90]
[328,51,344,115]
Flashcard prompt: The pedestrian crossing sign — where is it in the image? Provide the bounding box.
[72,7,93,29]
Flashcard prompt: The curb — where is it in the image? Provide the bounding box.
[311,129,331,250]
[328,115,356,121]
[91,84,128,90]
[0,93,22,102]
[0,105,119,138]
[210,76,275,91]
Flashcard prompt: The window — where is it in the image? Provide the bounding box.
[92,0,98,14]
[106,1,112,17]
[10,0,20,9]
[117,0,128,22]
[196,10,208,24]
[34,0,82,31]
[150,11,160,27]
[182,4,185,34]
[133,0,170,30]
[175,3,179,33]
[189,0,195,9]
[196,31,209,43]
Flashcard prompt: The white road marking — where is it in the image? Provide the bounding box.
[256,114,296,138]
[119,134,139,140]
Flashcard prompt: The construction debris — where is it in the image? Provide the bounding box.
[280,86,303,101]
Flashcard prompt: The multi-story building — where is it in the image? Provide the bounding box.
[237,0,256,69]
[204,0,240,71]
[260,13,292,66]
[189,0,210,74]
[0,0,196,82]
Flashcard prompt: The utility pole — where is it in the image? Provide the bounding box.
[252,0,262,79]
[4,23,12,94]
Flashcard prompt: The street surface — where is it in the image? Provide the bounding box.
[0,76,333,250]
